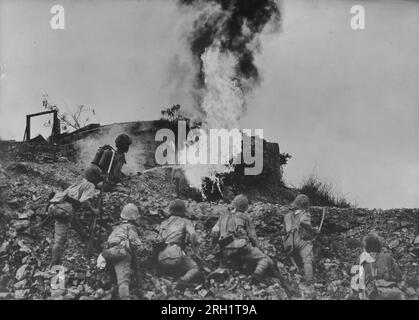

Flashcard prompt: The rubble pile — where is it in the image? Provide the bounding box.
[0,160,418,300]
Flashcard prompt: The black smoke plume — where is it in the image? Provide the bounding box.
[178,0,281,93]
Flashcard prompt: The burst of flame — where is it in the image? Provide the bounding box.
[182,42,244,194]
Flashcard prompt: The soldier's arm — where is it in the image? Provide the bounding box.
[300,211,312,227]
[390,257,402,282]
[110,156,126,183]
[84,199,99,216]
[185,221,200,254]
[211,218,221,243]
[128,225,143,250]
[247,217,259,247]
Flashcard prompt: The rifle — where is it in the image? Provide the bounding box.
[129,240,143,296]
[193,252,212,275]
[86,149,115,257]
[313,208,326,241]
[317,208,326,234]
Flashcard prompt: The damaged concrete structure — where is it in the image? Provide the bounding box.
[1,119,289,201]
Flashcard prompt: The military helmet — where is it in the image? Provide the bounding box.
[292,194,310,210]
[364,233,382,253]
[84,164,103,184]
[115,134,132,152]
[232,194,249,212]
[168,199,187,217]
[120,203,140,221]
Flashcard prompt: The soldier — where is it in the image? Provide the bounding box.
[358,233,404,300]
[48,180,100,267]
[282,194,316,284]
[85,134,133,191]
[102,203,143,300]
[170,167,186,197]
[414,224,419,257]
[157,199,201,289]
[211,194,273,283]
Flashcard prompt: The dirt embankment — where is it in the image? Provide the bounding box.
[0,160,418,300]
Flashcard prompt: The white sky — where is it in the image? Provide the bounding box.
[0,0,418,208]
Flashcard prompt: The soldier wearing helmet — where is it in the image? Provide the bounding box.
[84,134,132,191]
[282,194,316,284]
[111,134,132,184]
[357,233,404,300]
[156,199,201,289]
[48,180,100,267]
[103,203,143,300]
[211,194,273,283]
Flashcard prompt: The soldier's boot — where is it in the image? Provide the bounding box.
[251,257,272,284]
[254,257,272,276]
[302,260,314,284]
[118,280,131,300]
[176,268,200,289]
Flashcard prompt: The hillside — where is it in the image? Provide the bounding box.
[0,159,418,300]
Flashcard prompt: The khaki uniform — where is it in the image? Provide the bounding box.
[157,216,200,283]
[171,168,186,197]
[48,180,98,266]
[107,222,143,300]
[363,252,404,300]
[49,203,72,266]
[212,211,272,276]
[414,235,419,256]
[109,151,126,184]
[283,209,314,282]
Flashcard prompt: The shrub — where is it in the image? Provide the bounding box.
[299,173,353,208]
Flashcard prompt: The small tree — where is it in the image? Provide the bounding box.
[42,94,96,132]
[160,104,183,122]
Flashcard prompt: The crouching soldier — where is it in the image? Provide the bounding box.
[48,180,99,267]
[102,203,143,300]
[414,224,419,257]
[357,233,404,300]
[157,199,201,289]
[282,194,316,284]
[211,194,273,283]
[85,134,132,192]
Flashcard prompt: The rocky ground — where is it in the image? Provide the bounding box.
[0,159,418,300]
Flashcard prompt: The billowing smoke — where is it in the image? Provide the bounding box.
[178,0,282,128]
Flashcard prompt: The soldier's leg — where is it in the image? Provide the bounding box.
[178,256,200,283]
[114,257,132,300]
[242,246,273,276]
[299,240,314,283]
[71,215,89,242]
[50,220,70,266]
[157,246,182,277]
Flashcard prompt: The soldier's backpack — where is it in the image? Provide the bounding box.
[91,145,114,172]
[367,262,404,299]
[351,260,404,300]
[48,202,73,223]
[158,244,185,267]
[101,241,129,263]
[218,213,247,249]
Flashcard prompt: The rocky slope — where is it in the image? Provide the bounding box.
[0,159,418,300]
